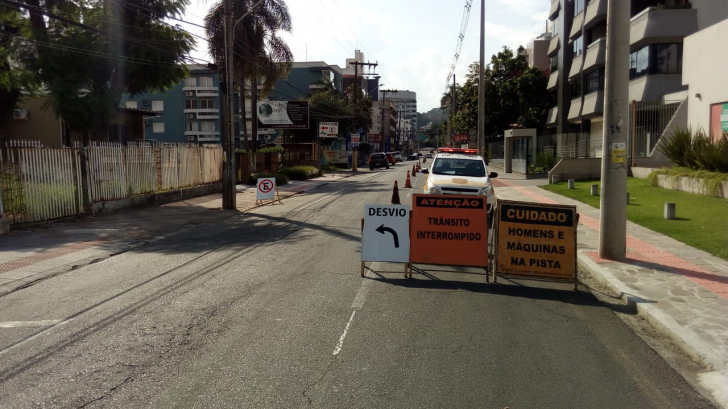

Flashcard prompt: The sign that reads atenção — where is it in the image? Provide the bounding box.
[496,200,577,279]
[410,195,488,267]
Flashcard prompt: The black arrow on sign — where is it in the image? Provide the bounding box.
[375,224,399,248]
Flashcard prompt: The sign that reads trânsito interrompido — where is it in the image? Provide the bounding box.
[257,101,309,129]
[496,200,577,279]
[409,195,488,267]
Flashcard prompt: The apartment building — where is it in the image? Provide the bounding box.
[545,0,727,156]
[121,65,223,144]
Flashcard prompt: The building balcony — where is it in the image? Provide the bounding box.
[567,97,582,121]
[546,107,558,126]
[185,131,220,137]
[182,87,219,97]
[628,74,685,101]
[584,0,607,30]
[583,38,606,73]
[547,70,559,91]
[568,55,583,81]
[569,12,584,41]
[581,91,604,119]
[630,7,697,50]
[547,35,559,57]
[184,109,220,114]
[548,0,559,20]
[197,135,221,142]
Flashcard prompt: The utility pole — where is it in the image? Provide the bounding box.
[348,60,378,171]
[599,1,629,260]
[221,0,235,210]
[477,0,485,155]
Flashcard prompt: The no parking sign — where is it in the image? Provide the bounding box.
[256,177,281,205]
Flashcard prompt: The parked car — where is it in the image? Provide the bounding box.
[385,153,395,165]
[391,151,403,162]
[369,152,389,170]
[425,153,433,158]
[409,153,419,160]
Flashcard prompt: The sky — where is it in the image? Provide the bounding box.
[180,0,551,113]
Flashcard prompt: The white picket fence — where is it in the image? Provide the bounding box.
[0,141,223,224]
[0,141,83,224]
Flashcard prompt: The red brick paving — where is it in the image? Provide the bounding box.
[0,241,103,274]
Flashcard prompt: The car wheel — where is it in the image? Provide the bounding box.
[386,164,389,169]
[370,165,374,170]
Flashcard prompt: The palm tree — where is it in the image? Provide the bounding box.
[205,0,293,151]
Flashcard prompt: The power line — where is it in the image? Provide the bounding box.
[445,0,473,90]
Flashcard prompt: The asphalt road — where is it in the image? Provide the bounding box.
[0,161,714,408]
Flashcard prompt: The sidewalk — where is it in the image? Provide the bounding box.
[493,175,728,407]
[0,171,355,296]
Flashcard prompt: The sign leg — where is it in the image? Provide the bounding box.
[361,261,365,277]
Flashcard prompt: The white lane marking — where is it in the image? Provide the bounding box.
[333,310,356,356]
[0,320,63,328]
[351,266,375,310]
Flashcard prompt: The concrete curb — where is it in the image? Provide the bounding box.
[577,251,725,372]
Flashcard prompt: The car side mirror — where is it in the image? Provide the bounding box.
[489,172,498,178]
[421,169,429,174]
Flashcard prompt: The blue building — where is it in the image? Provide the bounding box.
[121,65,223,144]
[268,61,344,100]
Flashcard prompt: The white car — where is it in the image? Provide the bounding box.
[421,148,498,220]
[391,151,403,162]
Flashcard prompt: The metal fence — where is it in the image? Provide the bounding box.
[1,141,223,225]
[629,100,682,158]
[0,141,83,224]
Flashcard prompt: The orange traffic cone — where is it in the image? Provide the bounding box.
[390,181,401,204]
[416,162,421,171]
[404,170,412,188]
[422,157,426,163]
[412,164,417,175]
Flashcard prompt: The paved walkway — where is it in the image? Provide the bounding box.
[493,175,728,407]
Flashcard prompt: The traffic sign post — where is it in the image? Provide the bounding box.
[494,200,578,289]
[361,204,412,277]
[256,177,282,206]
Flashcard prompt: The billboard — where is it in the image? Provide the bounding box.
[318,122,338,138]
[257,101,309,129]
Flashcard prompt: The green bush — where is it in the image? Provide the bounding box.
[280,166,320,180]
[659,128,728,172]
[258,146,284,154]
[529,152,556,173]
[249,172,288,185]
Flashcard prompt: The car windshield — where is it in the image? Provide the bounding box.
[432,158,486,177]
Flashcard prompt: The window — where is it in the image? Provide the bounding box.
[629,45,649,79]
[654,44,682,75]
[199,77,213,87]
[151,100,164,112]
[629,44,682,80]
[152,122,165,133]
[550,55,559,72]
[186,122,199,131]
[585,68,605,94]
[186,99,197,109]
[200,121,216,132]
[184,78,196,87]
[571,80,582,97]
[125,100,137,109]
[549,15,560,36]
[574,0,584,15]
[573,36,583,58]
[200,99,215,109]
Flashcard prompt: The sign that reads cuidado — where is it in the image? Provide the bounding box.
[496,200,577,279]
[410,194,488,267]
[257,101,309,129]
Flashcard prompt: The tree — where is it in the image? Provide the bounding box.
[205,0,293,151]
[0,4,38,142]
[16,0,193,143]
[442,47,551,142]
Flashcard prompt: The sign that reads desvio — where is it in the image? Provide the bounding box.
[257,101,309,129]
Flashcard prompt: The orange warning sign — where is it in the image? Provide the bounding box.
[409,194,488,267]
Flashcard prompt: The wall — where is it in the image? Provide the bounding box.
[6,96,63,147]
[682,19,728,137]
[548,157,602,182]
